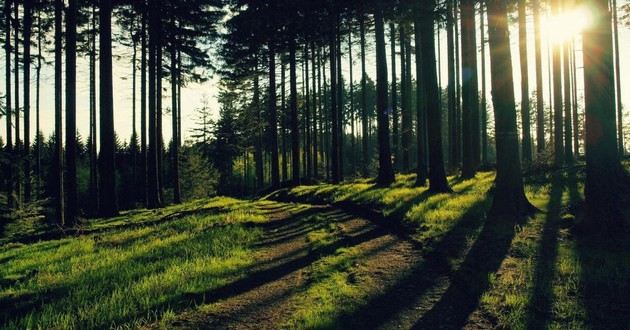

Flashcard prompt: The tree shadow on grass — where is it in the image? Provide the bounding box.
[338,192,492,328]
[576,219,630,328]
[524,172,564,329]
[412,211,531,328]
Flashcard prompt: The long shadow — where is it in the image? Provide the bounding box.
[338,194,492,328]
[525,173,564,329]
[576,219,630,328]
[412,211,530,328]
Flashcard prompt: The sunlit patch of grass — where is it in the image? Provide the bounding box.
[0,200,267,329]
[284,246,375,329]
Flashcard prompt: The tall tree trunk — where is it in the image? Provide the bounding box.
[269,45,280,187]
[281,59,288,182]
[54,0,64,224]
[400,25,412,172]
[23,0,32,202]
[156,36,164,201]
[454,0,463,168]
[480,1,489,166]
[170,34,181,203]
[374,5,395,186]
[518,0,532,164]
[329,32,340,183]
[253,58,263,189]
[487,0,533,215]
[360,15,370,177]
[147,0,161,209]
[305,45,312,179]
[534,0,545,153]
[66,0,78,224]
[140,0,148,206]
[390,22,399,169]
[420,0,451,193]
[551,0,564,166]
[570,40,580,156]
[461,0,479,179]
[563,40,574,163]
[336,23,344,181]
[89,2,98,215]
[36,6,42,197]
[99,0,118,216]
[447,0,457,170]
[4,0,14,208]
[311,42,318,179]
[612,0,623,155]
[582,0,626,223]
[348,32,355,175]
[131,17,138,203]
[289,39,300,184]
[13,0,20,206]
[414,9,428,186]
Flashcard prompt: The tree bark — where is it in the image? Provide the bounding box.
[147,0,161,209]
[612,0,624,155]
[551,0,564,166]
[374,6,395,186]
[170,28,181,203]
[518,0,532,164]
[563,40,574,163]
[23,0,32,202]
[99,0,118,216]
[66,0,78,224]
[480,1,489,166]
[390,22,399,169]
[533,0,545,153]
[487,0,533,215]
[461,0,479,178]
[289,39,300,184]
[400,25,412,173]
[89,2,98,215]
[582,0,627,224]
[269,45,280,187]
[360,15,370,177]
[54,0,65,224]
[329,32,340,183]
[4,0,14,208]
[414,11,428,186]
[447,0,457,170]
[140,0,148,205]
[420,0,451,193]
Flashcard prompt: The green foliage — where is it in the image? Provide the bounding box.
[179,145,219,201]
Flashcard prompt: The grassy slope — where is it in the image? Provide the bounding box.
[0,197,266,329]
[1,169,629,329]
[281,170,630,329]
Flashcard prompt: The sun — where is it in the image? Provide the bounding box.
[542,7,592,44]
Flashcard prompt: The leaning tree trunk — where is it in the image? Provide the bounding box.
[66,0,78,224]
[486,0,533,215]
[582,0,627,225]
[420,0,451,193]
[461,0,479,179]
[374,6,395,186]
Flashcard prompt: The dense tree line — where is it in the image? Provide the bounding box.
[1,0,628,227]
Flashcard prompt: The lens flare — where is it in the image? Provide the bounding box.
[543,7,592,44]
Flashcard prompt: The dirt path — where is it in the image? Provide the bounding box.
[155,201,489,329]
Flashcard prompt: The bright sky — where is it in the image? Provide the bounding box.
[1,2,629,147]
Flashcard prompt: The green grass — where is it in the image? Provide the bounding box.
[0,197,265,329]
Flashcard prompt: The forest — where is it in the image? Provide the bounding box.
[1,0,629,328]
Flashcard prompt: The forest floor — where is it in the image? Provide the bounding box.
[1,169,630,329]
